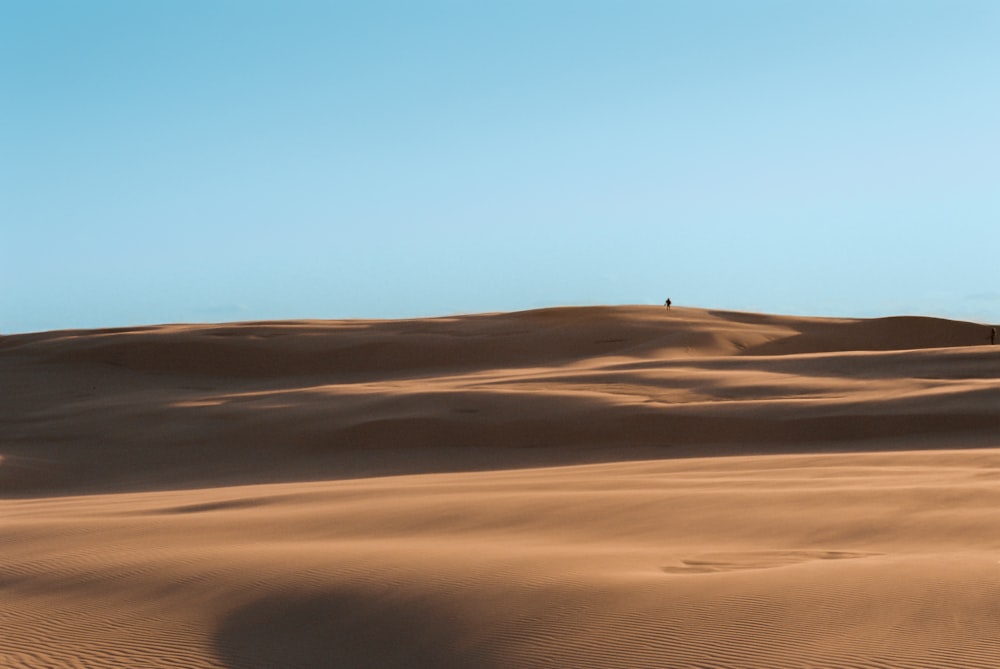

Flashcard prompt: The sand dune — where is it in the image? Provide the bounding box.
[2,306,1000,667]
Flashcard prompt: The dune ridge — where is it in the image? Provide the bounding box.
[2,306,998,495]
[2,305,1000,668]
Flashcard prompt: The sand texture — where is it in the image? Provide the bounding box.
[3,305,1000,668]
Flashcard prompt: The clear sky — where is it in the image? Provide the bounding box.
[3,0,999,333]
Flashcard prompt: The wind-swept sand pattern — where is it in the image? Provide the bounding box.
[3,306,1000,668]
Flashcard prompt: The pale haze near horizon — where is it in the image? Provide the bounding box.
[3,0,998,334]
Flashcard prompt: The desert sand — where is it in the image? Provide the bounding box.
[3,305,1000,668]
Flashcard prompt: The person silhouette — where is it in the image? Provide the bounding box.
[992,327,996,345]
[664,298,672,310]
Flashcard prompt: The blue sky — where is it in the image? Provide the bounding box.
[3,1,999,333]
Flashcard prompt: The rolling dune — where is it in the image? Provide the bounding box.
[2,306,1000,668]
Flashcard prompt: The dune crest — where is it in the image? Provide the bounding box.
[2,305,1000,667]
[2,306,998,494]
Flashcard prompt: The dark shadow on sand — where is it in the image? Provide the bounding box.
[213,590,498,669]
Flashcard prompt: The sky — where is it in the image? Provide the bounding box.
[3,0,999,333]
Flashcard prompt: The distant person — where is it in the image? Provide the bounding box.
[992,327,997,345]
[664,298,672,310]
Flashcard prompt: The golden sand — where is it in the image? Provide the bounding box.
[3,306,999,667]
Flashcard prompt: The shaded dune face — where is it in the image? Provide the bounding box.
[3,306,1000,669]
[1,306,998,494]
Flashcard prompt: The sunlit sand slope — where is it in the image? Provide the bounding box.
[2,306,1000,668]
[5,453,1000,668]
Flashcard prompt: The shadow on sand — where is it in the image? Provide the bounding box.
[213,589,495,669]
